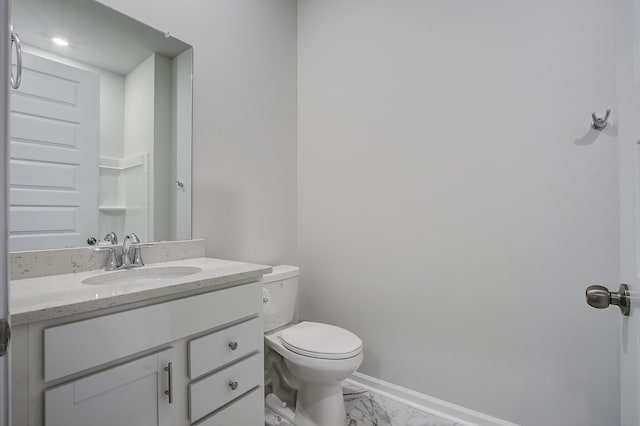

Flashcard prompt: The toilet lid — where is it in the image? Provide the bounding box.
[279,321,362,360]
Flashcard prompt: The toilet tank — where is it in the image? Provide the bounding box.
[261,265,300,332]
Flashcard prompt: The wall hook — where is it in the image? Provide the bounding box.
[591,109,610,130]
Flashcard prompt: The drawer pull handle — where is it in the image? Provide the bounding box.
[228,341,238,350]
[164,362,173,403]
[229,381,239,390]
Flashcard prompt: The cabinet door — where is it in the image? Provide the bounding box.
[44,348,175,426]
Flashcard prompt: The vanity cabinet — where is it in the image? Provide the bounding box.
[11,281,265,426]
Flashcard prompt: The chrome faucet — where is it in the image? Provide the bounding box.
[121,233,154,269]
[121,233,140,268]
[94,232,154,271]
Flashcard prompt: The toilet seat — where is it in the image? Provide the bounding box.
[279,321,362,360]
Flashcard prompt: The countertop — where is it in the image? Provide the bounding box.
[10,257,272,326]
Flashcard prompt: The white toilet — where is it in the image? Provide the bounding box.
[262,265,363,426]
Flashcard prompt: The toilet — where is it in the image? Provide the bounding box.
[262,266,363,426]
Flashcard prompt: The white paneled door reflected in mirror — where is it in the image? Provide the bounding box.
[10,0,193,251]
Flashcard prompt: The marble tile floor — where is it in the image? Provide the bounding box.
[265,382,463,426]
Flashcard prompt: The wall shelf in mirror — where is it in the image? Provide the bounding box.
[99,154,147,171]
[98,206,126,212]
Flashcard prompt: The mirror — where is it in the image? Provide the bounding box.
[9,0,193,251]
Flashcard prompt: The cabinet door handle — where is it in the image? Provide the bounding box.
[228,341,238,350]
[228,381,239,390]
[164,362,173,403]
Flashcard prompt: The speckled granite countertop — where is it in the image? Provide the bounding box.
[10,257,271,326]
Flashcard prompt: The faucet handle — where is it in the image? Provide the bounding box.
[93,247,121,271]
[133,243,155,248]
[131,243,154,267]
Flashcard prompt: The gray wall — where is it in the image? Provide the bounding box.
[97,1,619,424]
[100,0,298,265]
[297,1,619,425]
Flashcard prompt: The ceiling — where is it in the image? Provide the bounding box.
[12,0,191,75]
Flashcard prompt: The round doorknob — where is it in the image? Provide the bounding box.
[228,341,238,351]
[586,283,630,316]
[228,381,239,390]
[586,285,611,309]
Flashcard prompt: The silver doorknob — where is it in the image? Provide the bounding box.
[586,284,630,316]
[228,381,239,390]
[228,341,238,350]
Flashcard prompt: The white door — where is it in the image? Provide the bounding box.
[9,52,99,251]
[617,0,640,424]
[44,348,176,426]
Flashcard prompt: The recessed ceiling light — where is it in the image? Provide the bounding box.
[52,38,69,47]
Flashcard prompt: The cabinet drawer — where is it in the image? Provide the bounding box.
[194,387,263,426]
[44,282,261,382]
[189,317,262,379]
[189,353,262,423]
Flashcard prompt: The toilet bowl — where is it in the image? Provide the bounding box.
[262,266,363,426]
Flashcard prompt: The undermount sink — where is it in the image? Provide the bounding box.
[81,266,203,286]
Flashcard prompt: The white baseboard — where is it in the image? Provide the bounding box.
[345,372,520,426]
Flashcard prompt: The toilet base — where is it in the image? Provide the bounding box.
[266,393,296,424]
[293,383,346,426]
[266,383,347,426]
